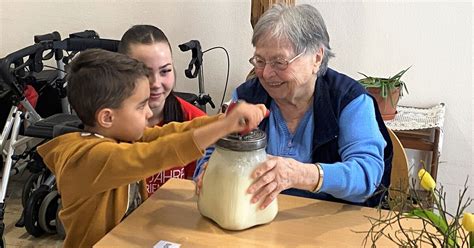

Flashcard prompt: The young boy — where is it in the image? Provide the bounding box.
[36,49,267,247]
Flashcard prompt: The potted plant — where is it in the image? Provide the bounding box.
[358,66,410,120]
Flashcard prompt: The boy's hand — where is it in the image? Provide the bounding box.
[192,102,268,153]
[224,102,268,134]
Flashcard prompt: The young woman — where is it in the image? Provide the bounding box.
[119,24,209,196]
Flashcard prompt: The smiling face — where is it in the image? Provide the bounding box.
[127,42,175,114]
[253,37,322,103]
[109,76,153,142]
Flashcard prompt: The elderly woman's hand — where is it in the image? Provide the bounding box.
[247,155,320,209]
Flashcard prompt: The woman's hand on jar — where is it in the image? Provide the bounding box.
[247,155,319,209]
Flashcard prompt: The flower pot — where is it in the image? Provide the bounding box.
[366,87,401,120]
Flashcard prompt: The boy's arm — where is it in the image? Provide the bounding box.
[141,115,221,142]
[53,102,267,195]
[61,130,204,195]
[143,101,267,149]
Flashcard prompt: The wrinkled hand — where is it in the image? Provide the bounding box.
[247,155,310,209]
[195,162,208,195]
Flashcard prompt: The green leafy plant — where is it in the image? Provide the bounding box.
[359,163,473,247]
[358,66,411,107]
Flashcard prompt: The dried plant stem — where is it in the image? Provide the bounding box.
[358,177,472,247]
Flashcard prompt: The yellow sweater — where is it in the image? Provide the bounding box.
[37,115,219,247]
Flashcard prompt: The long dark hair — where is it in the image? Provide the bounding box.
[119,24,184,123]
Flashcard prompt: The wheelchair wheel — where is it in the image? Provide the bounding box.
[38,190,59,234]
[56,198,66,239]
[24,185,49,237]
[22,172,44,208]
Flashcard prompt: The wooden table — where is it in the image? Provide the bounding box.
[94,179,419,247]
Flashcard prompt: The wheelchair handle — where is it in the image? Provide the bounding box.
[34,31,61,43]
[69,30,99,39]
[0,36,119,98]
[34,31,63,61]
[179,40,202,79]
[60,38,119,52]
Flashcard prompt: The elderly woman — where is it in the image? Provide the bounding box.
[232,4,393,208]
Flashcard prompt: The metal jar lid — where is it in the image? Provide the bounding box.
[216,129,266,151]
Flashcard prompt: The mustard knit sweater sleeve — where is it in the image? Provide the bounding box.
[141,114,222,141]
[37,114,221,198]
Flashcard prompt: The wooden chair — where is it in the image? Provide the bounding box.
[386,128,410,208]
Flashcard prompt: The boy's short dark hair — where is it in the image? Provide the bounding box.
[67,49,150,127]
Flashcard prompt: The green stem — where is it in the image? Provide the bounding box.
[470,232,474,248]
[431,189,457,247]
[431,190,448,226]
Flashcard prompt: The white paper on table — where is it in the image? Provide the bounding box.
[153,240,181,248]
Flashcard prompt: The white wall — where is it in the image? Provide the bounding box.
[1,1,472,212]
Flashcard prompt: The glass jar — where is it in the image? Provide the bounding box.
[197,129,278,230]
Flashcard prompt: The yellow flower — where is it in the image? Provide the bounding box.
[462,212,474,231]
[418,169,436,191]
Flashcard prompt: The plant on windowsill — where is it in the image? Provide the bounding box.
[358,66,411,121]
[359,162,473,247]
